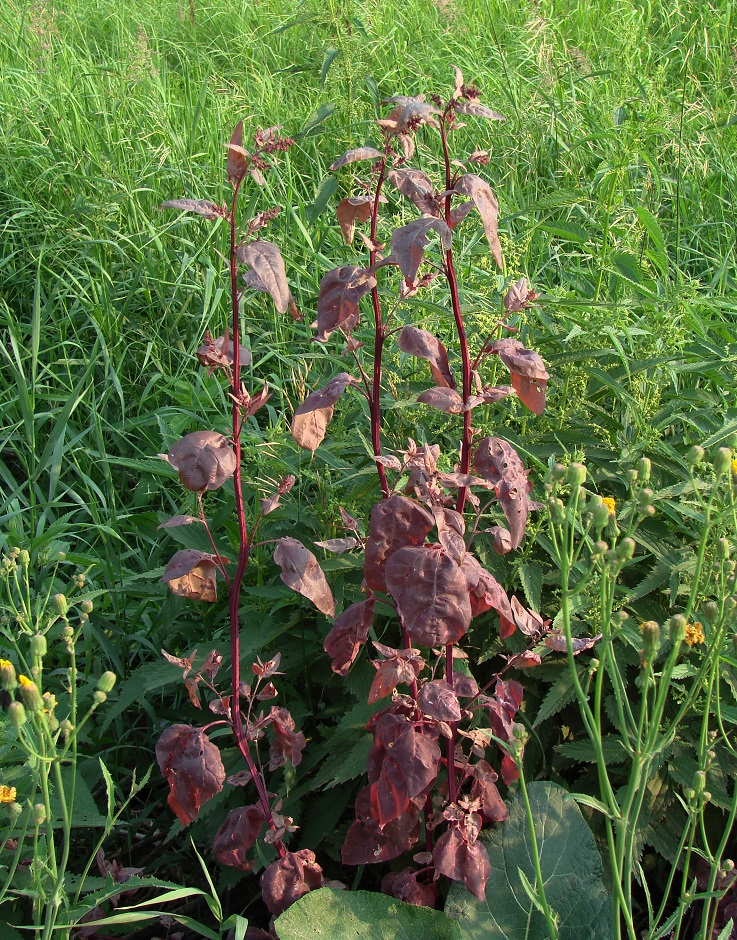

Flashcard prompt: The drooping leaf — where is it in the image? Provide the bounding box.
[490,338,549,416]
[155,725,225,826]
[418,679,462,722]
[342,794,424,865]
[227,121,248,185]
[390,217,452,284]
[544,634,602,655]
[417,387,465,414]
[329,147,383,171]
[275,887,463,940]
[453,175,503,269]
[315,265,377,342]
[291,373,358,451]
[398,325,455,388]
[273,537,335,617]
[160,549,225,603]
[503,277,529,313]
[461,554,513,622]
[269,706,307,769]
[212,805,265,870]
[336,196,372,244]
[385,546,471,647]
[368,647,423,704]
[382,95,442,132]
[453,100,505,121]
[433,825,490,902]
[382,869,439,908]
[159,199,223,220]
[324,599,375,676]
[387,168,440,217]
[369,720,441,826]
[364,495,435,593]
[166,431,236,492]
[237,241,292,314]
[470,760,508,822]
[472,438,530,550]
[449,200,476,228]
[261,849,324,917]
[446,781,612,939]
[432,507,466,563]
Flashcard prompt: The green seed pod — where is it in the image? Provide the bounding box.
[641,621,661,659]
[592,502,611,530]
[626,469,638,484]
[716,538,731,560]
[637,457,652,482]
[53,594,68,617]
[714,448,732,475]
[8,701,27,728]
[669,614,687,644]
[96,671,116,694]
[92,690,107,706]
[547,497,565,524]
[703,601,719,621]
[30,634,47,658]
[0,659,17,692]
[80,599,93,614]
[686,445,705,466]
[693,770,706,793]
[551,463,566,482]
[616,538,636,561]
[19,550,30,567]
[32,803,46,826]
[567,463,587,486]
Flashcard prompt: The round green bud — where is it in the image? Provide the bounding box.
[643,504,656,516]
[626,468,638,484]
[614,610,630,622]
[638,487,654,506]
[548,497,566,524]
[726,596,737,611]
[9,801,23,818]
[592,503,611,530]
[567,463,587,487]
[703,601,719,621]
[19,550,30,567]
[604,549,618,564]
[59,719,73,741]
[60,625,73,641]
[551,463,566,482]
[686,445,705,466]
[637,457,652,482]
[714,448,732,475]
[641,621,661,658]
[8,701,27,728]
[32,803,46,826]
[669,614,687,643]
[724,859,735,873]
[592,540,608,557]
[56,551,66,561]
[716,538,731,560]
[53,594,68,617]
[80,599,93,614]
[616,538,636,561]
[702,791,712,802]
[96,672,116,694]
[92,690,107,706]
[0,659,17,692]
[693,770,706,792]
[30,634,47,658]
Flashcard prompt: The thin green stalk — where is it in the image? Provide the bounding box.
[517,760,558,940]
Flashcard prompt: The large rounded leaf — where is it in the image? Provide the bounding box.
[167,431,236,492]
[445,781,613,940]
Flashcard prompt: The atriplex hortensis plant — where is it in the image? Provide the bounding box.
[291,71,597,903]
[157,124,333,918]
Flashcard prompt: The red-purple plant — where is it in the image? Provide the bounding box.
[156,123,338,917]
[291,71,561,903]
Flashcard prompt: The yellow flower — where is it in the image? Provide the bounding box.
[685,622,705,647]
[17,675,33,687]
[732,458,737,475]
[602,497,616,515]
[0,785,17,804]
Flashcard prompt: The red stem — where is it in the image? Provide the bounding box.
[227,179,285,858]
[445,642,458,805]
[369,164,390,500]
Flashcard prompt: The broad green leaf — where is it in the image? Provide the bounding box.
[275,888,463,940]
[446,781,612,940]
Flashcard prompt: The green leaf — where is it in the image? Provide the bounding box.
[320,47,340,86]
[518,562,542,612]
[716,919,735,940]
[275,888,463,940]
[446,781,613,940]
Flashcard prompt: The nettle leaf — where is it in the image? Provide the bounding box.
[212,805,266,870]
[160,549,225,603]
[324,599,375,676]
[237,240,292,314]
[329,146,383,171]
[269,706,307,769]
[159,199,223,220]
[387,168,440,217]
[434,825,491,903]
[398,325,455,388]
[385,546,471,647]
[364,495,435,593]
[473,437,530,552]
[316,265,377,342]
[273,537,335,617]
[390,217,452,284]
[336,196,372,244]
[275,887,463,940]
[445,781,612,939]
[291,372,358,451]
[490,338,549,416]
[155,725,225,826]
[453,174,503,270]
[453,99,505,121]
[261,849,324,917]
[227,121,248,184]
[418,387,465,414]
[166,430,236,492]
[418,679,462,722]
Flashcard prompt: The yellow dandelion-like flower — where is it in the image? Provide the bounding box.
[732,458,737,475]
[685,622,705,647]
[602,497,616,515]
[0,785,17,804]
[17,675,33,687]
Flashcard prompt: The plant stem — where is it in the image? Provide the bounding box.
[369,167,389,500]
[517,760,558,939]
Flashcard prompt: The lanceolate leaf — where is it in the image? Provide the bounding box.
[273,537,335,617]
[316,265,377,341]
[155,725,225,826]
[453,99,505,121]
[398,325,455,388]
[159,199,223,220]
[324,599,375,676]
[329,147,383,171]
[237,241,292,314]
[166,430,236,492]
[227,121,248,184]
[453,174,503,269]
[389,217,452,284]
[385,546,471,647]
[387,168,440,216]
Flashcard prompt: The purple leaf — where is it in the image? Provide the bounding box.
[454,174,503,269]
[329,147,383,171]
[236,240,292,314]
[273,537,335,617]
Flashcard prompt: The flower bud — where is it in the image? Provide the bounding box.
[614,610,629,622]
[548,497,565,524]
[724,860,735,873]
[702,791,712,802]
[96,672,116,694]
[32,803,46,826]
[567,463,587,487]
[92,690,107,706]
[604,549,617,564]
[60,625,73,641]
[53,594,68,617]
[80,599,93,614]
[641,621,661,660]
[703,601,719,621]
[30,634,47,658]
[551,463,566,482]
[637,457,652,482]
[0,659,17,692]
[686,445,705,466]
[693,770,706,793]
[626,468,638,484]
[17,676,42,712]
[8,701,27,728]
[638,487,654,506]
[714,448,732,476]
[716,538,731,560]
[59,719,73,741]
[592,540,608,557]
[592,502,611,530]
[616,538,636,561]
[19,550,30,567]
[8,801,22,818]
[669,614,687,643]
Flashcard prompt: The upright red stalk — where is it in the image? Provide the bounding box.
[369,163,390,500]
